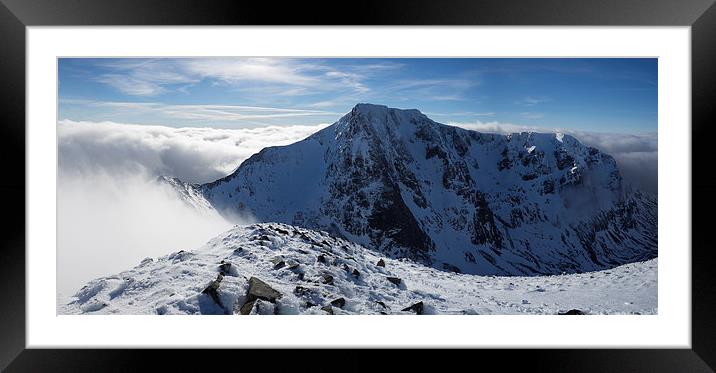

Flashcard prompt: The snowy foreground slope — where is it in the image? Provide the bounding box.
[60,223,656,315]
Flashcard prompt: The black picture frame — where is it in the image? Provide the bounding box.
[1,0,714,371]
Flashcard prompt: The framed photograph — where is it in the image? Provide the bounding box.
[2,0,715,371]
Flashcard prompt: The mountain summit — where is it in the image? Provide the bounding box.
[191,104,656,276]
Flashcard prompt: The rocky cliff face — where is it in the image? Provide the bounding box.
[194,104,657,275]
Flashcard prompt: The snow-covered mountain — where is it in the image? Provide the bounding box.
[59,223,657,315]
[171,104,656,276]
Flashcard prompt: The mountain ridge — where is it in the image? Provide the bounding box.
[167,103,657,276]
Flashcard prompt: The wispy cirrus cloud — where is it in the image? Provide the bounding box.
[516,96,551,107]
[61,99,341,127]
[520,111,545,119]
[91,58,400,98]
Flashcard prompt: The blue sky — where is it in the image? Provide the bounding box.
[58,58,657,133]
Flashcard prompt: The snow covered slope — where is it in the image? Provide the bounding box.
[59,223,656,315]
[193,104,657,276]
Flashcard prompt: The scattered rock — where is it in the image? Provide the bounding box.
[558,309,585,315]
[386,277,402,286]
[375,301,387,309]
[293,286,311,297]
[317,254,327,264]
[239,299,276,315]
[232,247,244,255]
[342,264,350,272]
[247,277,282,303]
[330,297,346,309]
[219,261,233,276]
[271,257,286,270]
[202,273,224,306]
[352,269,360,277]
[321,305,334,315]
[377,259,386,267]
[401,301,424,315]
[251,234,271,242]
[273,226,289,235]
[321,274,334,285]
[287,262,300,270]
[238,299,256,315]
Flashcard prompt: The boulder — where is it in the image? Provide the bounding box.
[247,277,282,303]
[352,269,360,277]
[558,309,586,315]
[330,297,346,309]
[386,277,402,286]
[321,274,334,285]
[377,259,386,267]
[238,299,256,315]
[375,301,387,309]
[402,301,424,315]
[317,254,327,264]
[271,257,286,270]
[201,274,224,306]
[321,305,334,315]
[239,299,275,315]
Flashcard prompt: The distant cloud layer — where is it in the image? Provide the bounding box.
[59,120,329,184]
[450,121,658,194]
[60,119,657,194]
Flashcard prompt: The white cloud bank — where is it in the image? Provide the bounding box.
[59,119,329,184]
[57,120,330,296]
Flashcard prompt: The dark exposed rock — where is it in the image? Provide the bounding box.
[386,277,401,286]
[442,263,462,273]
[317,254,327,264]
[273,226,289,235]
[375,301,387,309]
[246,277,282,303]
[239,299,275,315]
[219,261,232,276]
[252,234,271,242]
[271,257,286,270]
[321,274,334,285]
[377,259,386,267]
[558,309,586,315]
[401,301,424,314]
[352,268,360,277]
[238,299,256,315]
[330,298,346,309]
[321,305,334,315]
[293,286,310,297]
[201,273,224,307]
[287,263,300,270]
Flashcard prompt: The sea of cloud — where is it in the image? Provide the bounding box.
[57,120,330,296]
